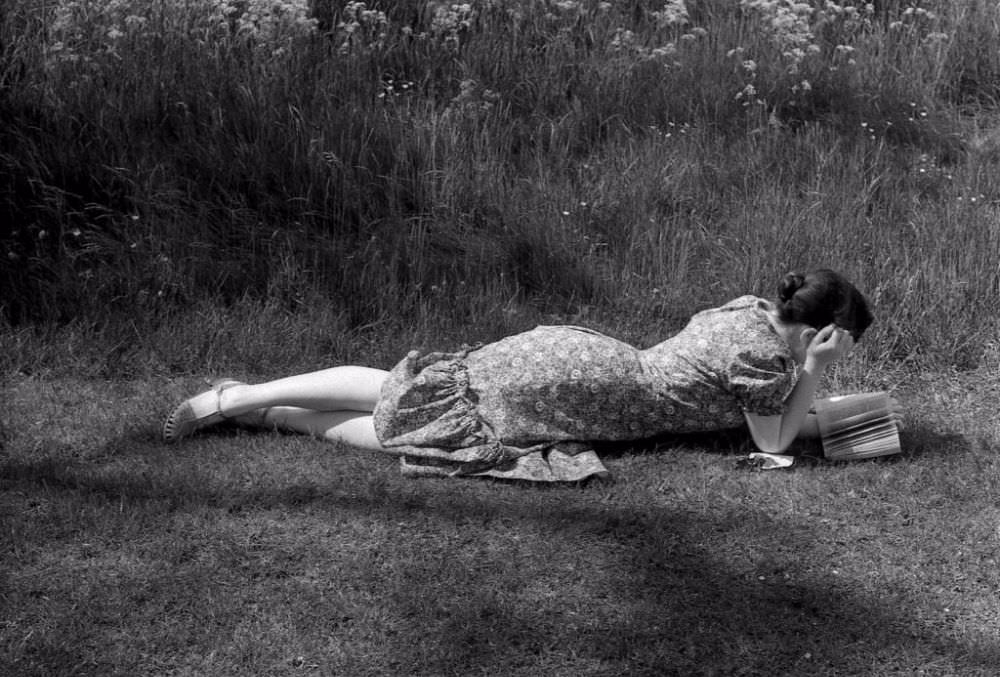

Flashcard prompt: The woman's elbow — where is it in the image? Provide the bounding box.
[750,433,793,454]
[753,440,784,454]
[744,413,790,454]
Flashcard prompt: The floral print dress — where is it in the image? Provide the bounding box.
[372,296,798,481]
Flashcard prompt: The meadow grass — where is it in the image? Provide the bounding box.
[2,0,1000,371]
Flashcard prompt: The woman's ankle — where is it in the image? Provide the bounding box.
[218,384,254,418]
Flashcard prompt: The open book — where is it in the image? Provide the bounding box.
[814,392,901,460]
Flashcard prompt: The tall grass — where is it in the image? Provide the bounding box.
[2,0,999,372]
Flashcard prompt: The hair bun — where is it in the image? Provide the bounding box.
[778,272,806,302]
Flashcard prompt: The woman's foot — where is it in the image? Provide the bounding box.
[162,379,243,443]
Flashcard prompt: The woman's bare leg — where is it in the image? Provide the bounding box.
[258,408,382,450]
[163,366,390,443]
[218,366,388,418]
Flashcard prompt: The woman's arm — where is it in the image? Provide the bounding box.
[744,362,824,453]
[744,325,853,453]
[796,413,820,439]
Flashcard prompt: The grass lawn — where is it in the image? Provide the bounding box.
[2,369,999,676]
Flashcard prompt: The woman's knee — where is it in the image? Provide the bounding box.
[321,412,383,450]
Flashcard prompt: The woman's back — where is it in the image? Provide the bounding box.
[456,296,796,445]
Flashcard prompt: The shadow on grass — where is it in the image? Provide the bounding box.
[608,418,978,467]
[2,422,995,676]
[897,421,977,459]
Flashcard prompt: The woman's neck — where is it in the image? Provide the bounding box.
[764,306,808,365]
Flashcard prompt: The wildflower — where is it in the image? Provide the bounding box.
[445,78,500,118]
[824,1,844,15]
[736,83,757,100]
[430,3,475,52]
[784,47,805,63]
[338,1,388,54]
[652,0,689,27]
[555,0,580,12]
[652,43,678,58]
[740,0,815,66]
[610,28,636,52]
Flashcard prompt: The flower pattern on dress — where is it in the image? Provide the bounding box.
[373,296,796,482]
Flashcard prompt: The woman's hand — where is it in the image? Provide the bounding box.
[805,324,854,370]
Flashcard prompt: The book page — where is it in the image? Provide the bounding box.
[815,392,901,459]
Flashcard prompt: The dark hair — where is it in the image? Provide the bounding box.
[775,269,873,340]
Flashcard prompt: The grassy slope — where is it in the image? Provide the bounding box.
[1,369,998,676]
[4,0,1000,368]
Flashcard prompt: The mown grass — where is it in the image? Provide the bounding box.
[2,371,999,676]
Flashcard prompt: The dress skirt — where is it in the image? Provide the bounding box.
[372,347,610,482]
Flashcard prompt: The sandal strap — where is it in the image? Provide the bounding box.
[204,378,246,420]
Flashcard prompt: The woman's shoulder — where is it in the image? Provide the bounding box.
[687,296,785,353]
[691,295,769,321]
[719,295,769,311]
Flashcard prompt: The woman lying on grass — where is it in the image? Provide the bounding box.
[164,269,882,481]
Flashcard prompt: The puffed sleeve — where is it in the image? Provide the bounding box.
[727,350,797,416]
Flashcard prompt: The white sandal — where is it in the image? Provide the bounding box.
[162,379,245,443]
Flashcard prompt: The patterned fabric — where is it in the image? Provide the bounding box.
[372,296,797,482]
